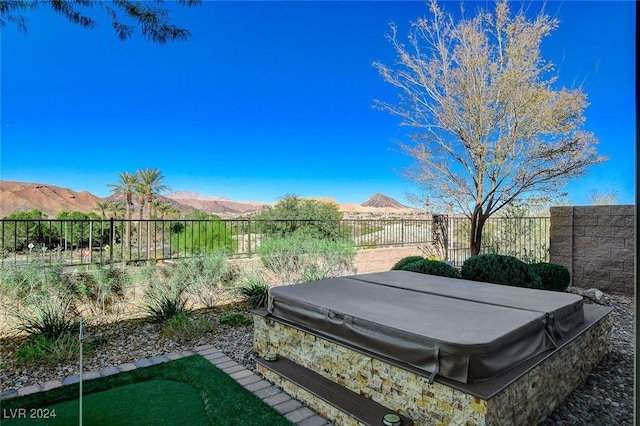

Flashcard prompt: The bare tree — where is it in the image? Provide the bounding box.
[373,0,606,255]
[588,189,619,205]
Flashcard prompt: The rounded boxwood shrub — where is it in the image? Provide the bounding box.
[460,254,543,289]
[391,256,425,271]
[529,262,570,292]
[401,258,460,278]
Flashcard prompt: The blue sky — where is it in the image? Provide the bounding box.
[0,1,635,206]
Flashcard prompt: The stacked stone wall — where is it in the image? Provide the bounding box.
[254,312,612,426]
[549,205,635,294]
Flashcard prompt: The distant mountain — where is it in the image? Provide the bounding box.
[0,181,420,219]
[0,181,101,217]
[362,193,409,209]
[165,191,230,201]
[164,192,267,217]
[105,193,197,216]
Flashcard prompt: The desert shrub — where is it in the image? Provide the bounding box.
[170,251,229,309]
[460,254,543,289]
[402,258,459,278]
[391,256,424,270]
[258,234,356,284]
[219,312,253,327]
[529,262,571,292]
[70,263,130,320]
[0,260,66,302]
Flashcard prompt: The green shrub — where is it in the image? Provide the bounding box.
[391,256,424,270]
[401,259,459,278]
[530,262,571,292]
[15,333,106,366]
[460,254,543,289]
[219,312,253,327]
[161,312,217,342]
[256,194,344,240]
[169,215,238,253]
[71,264,129,320]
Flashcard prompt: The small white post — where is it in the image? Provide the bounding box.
[79,317,83,426]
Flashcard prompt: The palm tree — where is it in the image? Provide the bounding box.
[134,168,170,258]
[94,201,111,219]
[106,200,126,219]
[136,168,170,219]
[107,171,139,248]
[156,201,179,219]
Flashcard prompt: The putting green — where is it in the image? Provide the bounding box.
[3,379,210,426]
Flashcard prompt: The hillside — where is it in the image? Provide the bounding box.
[0,181,422,218]
[164,192,266,216]
[0,181,101,217]
[362,193,409,209]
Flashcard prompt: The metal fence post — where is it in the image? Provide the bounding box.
[248,219,252,256]
[110,218,114,263]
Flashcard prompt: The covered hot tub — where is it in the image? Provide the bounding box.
[267,271,583,384]
[255,271,612,425]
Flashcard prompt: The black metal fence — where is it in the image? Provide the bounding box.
[446,216,550,266]
[0,216,550,266]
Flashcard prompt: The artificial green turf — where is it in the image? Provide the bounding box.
[1,355,293,426]
[2,380,209,426]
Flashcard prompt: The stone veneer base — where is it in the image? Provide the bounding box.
[254,305,612,426]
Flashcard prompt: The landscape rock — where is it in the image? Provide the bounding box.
[584,288,607,305]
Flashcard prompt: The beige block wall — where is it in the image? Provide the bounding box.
[353,246,424,274]
[227,245,424,277]
[550,205,635,294]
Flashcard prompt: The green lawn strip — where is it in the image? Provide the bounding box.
[2,380,210,426]
[1,355,293,426]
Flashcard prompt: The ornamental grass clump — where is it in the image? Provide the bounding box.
[3,259,81,341]
[461,254,543,289]
[139,263,190,323]
[12,291,80,339]
[240,272,270,309]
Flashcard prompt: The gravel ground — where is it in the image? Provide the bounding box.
[1,288,634,425]
[538,287,634,426]
[0,305,258,391]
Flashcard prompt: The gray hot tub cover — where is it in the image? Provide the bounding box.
[266,271,583,384]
